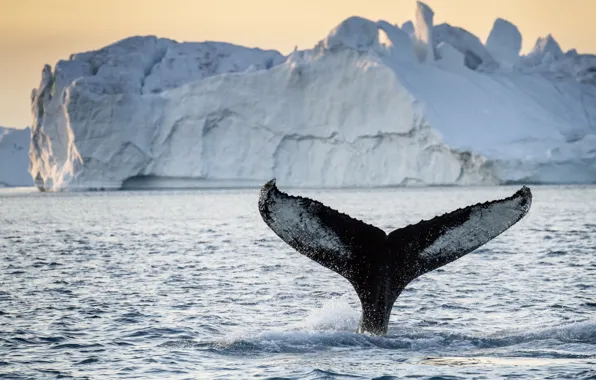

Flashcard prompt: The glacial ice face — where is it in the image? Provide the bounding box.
[485,18,522,69]
[0,126,33,187]
[28,1,596,191]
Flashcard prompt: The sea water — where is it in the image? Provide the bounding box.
[1,185,594,379]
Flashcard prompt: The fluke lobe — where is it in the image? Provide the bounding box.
[258,179,532,335]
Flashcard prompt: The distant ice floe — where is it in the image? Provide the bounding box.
[0,126,33,187]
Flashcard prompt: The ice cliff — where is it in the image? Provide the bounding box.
[0,126,33,187]
[29,2,596,191]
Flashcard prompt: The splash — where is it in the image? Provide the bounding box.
[291,296,360,332]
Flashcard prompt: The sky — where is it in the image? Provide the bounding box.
[1,0,594,129]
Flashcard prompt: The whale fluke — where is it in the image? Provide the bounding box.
[258,179,532,335]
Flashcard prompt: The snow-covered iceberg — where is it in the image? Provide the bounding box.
[0,126,33,187]
[29,2,596,191]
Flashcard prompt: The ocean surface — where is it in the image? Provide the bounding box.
[1,185,594,379]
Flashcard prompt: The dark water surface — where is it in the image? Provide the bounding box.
[1,185,595,379]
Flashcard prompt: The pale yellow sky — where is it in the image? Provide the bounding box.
[1,0,594,128]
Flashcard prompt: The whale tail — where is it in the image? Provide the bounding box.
[258,179,532,335]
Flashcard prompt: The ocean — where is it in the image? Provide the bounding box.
[1,185,594,379]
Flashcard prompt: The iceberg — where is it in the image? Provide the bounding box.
[0,126,33,187]
[28,2,596,191]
